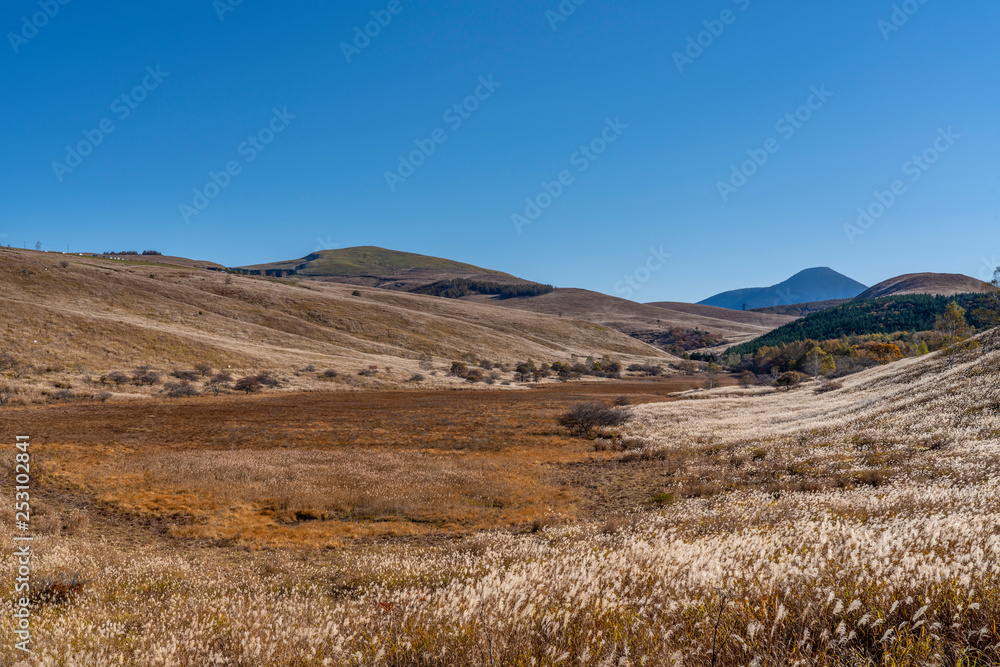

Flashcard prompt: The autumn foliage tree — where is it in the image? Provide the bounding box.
[935,301,974,369]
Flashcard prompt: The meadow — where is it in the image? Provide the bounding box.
[1,333,998,665]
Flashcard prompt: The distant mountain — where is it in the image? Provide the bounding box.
[238,246,528,291]
[699,268,868,310]
[855,273,992,300]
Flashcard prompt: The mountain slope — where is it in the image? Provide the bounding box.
[727,292,998,356]
[855,273,992,300]
[239,246,529,291]
[0,247,668,377]
[478,288,795,348]
[699,268,868,310]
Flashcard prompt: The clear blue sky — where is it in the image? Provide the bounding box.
[2,0,998,302]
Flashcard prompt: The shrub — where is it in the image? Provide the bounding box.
[351,290,362,297]
[255,371,281,387]
[106,371,130,385]
[60,260,69,268]
[164,382,199,398]
[210,371,233,384]
[194,363,213,377]
[408,373,425,383]
[558,403,631,438]
[776,371,807,388]
[131,367,160,386]
[234,376,262,394]
[52,389,75,401]
[30,572,85,606]
[613,396,631,407]
[171,369,200,382]
[96,391,112,403]
[739,371,756,388]
[814,380,843,394]
[322,369,339,379]
[449,361,468,377]
[628,363,664,377]
[0,352,21,372]
[464,368,485,384]
[358,368,377,378]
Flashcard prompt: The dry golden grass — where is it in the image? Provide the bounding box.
[0,246,670,380]
[5,379,702,548]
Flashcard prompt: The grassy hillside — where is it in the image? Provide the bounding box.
[242,246,512,279]
[728,292,997,356]
[0,247,667,382]
[484,289,795,348]
[856,272,991,299]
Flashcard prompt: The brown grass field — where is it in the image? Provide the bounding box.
[1,378,713,550]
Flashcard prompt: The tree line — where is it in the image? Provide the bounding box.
[728,293,997,357]
[411,279,555,300]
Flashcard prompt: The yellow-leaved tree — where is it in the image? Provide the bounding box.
[935,301,975,370]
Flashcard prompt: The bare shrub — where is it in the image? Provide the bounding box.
[30,572,85,606]
[234,376,262,394]
[163,382,199,398]
[814,380,843,394]
[322,369,339,379]
[210,370,233,384]
[132,367,161,386]
[613,395,631,407]
[0,352,21,371]
[255,371,282,388]
[106,371,130,385]
[558,403,631,438]
[194,363,213,377]
[96,391,112,403]
[408,373,425,383]
[628,363,664,377]
[171,369,200,382]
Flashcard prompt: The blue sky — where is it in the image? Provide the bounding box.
[2,0,998,302]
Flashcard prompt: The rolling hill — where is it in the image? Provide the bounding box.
[855,272,992,299]
[238,247,795,350]
[0,247,668,380]
[478,288,796,349]
[727,292,998,356]
[699,267,868,310]
[238,246,532,291]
